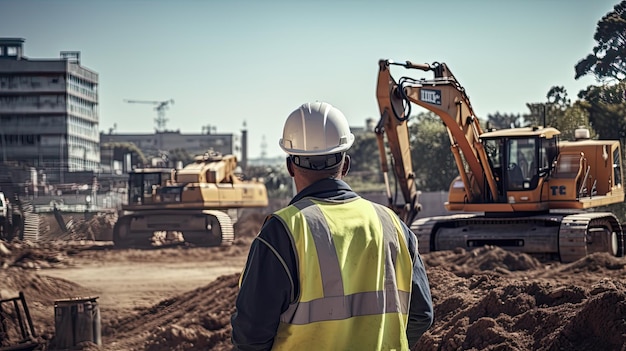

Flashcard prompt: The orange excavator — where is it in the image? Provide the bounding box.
[375,59,624,262]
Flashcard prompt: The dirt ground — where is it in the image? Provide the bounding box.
[1,211,625,351]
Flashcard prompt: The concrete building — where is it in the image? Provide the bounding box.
[0,38,100,183]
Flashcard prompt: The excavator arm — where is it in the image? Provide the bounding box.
[375,59,499,222]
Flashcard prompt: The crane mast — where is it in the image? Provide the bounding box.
[124,99,175,132]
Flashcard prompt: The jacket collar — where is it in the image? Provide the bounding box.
[289,178,355,205]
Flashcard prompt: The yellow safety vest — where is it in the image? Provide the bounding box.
[271,196,413,351]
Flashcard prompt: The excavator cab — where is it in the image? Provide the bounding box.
[127,168,174,205]
[482,128,559,201]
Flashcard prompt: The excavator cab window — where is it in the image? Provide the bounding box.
[539,137,558,176]
[129,173,143,205]
[614,148,622,187]
[485,138,504,195]
[506,138,539,191]
[128,170,173,205]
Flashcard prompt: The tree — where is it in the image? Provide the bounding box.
[486,112,524,129]
[547,86,571,106]
[345,113,457,193]
[345,132,383,191]
[573,1,626,142]
[525,86,594,141]
[575,0,626,81]
[408,112,458,191]
[577,82,626,140]
[245,164,293,199]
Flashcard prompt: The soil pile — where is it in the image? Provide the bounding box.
[1,212,626,351]
[416,247,626,351]
[104,273,239,351]
[98,246,626,351]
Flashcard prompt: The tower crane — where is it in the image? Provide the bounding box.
[124,99,175,132]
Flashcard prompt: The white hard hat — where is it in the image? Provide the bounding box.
[279,101,355,156]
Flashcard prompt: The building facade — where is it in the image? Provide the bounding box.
[0,38,100,183]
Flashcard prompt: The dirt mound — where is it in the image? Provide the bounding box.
[423,246,544,277]
[0,240,83,270]
[418,266,626,350]
[103,273,240,351]
[0,268,96,347]
[4,211,626,350]
[80,247,626,350]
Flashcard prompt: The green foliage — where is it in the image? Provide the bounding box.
[345,132,384,191]
[349,133,380,174]
[486,112,524,129]
[577,82,626,141]
[244,165,294,199]
[556,104,596,141]
[547,86,571,106]
[575,0,626,81]
[408,112,458,191]
[525,87,595,140]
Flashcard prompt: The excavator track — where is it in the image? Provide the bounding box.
[113,215,154,249]
[411,212,624,263]
[558,212,624,263]
[183,210,235,247]
[212,210,235,246]
[410,214,476,254]
[113,210,236,248]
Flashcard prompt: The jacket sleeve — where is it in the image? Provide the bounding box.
[231,217,297,351]
[402,222,434,347]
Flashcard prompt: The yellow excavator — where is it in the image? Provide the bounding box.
[113,151,268,248]
[375,59,625,262]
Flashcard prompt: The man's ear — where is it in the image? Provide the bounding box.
[341,155,351,176]
[286,156,295,177]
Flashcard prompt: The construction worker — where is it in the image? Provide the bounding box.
[231,101,433,350]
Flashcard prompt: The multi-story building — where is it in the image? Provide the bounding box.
[0,38,100,183]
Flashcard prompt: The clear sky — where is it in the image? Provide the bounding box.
[0,0,619,159]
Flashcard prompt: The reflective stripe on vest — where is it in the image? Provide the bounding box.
[277,197,411,325]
